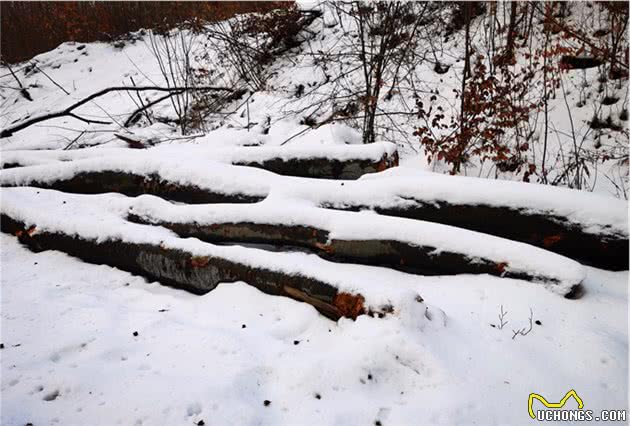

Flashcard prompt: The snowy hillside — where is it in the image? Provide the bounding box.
[1,2,628,196]
[1,2,628,425]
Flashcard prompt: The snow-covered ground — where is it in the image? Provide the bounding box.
[1,235,627,425]
[1,3,628,425]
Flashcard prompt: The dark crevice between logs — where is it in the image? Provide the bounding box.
[324,199,629,271]
[127,214,583,298]
[0,214,384,321]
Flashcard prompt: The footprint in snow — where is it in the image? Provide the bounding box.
[186,402,202,417]
[43,389,60,401]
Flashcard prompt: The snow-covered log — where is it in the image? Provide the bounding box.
[2,170,264,204]
[127,195,586,297]
[1,157,625,270]
[0,142,399,180]
[231,151,397,179]
[0,187,426,320]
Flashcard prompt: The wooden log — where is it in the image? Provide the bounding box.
[2,162,625,270]
[9,170,264,204]
[126,200,585,298]
[232,151,398,179]
[0,214,396,321]
[0,143,399,180]
[334,199,628,272]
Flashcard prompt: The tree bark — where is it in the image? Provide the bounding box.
[2,168,625,270]
[128,211,585,296]
[1,214,391,320]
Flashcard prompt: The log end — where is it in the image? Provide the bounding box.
[333,292,365,320]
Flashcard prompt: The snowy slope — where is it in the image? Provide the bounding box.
[0,2,627,196]
[1,235,627,425]
[0,3,628,426]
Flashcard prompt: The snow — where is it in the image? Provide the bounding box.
[0,4,628,425]
[0,139,396,169]
[2,151,625,237]
[2,234,626,425]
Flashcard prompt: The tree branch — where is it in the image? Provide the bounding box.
[1,85,233,138]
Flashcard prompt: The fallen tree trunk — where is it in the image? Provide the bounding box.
[1,154,398,180]
[127,198,586,298]
[0,214,404,321]
[1,161,625,270]
[232,151,398,179]
[0,143,398,180]
[1,187,435,321]
[4,170,264,204]
[332,199,629,272]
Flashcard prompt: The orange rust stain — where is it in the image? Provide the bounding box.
[333,292,365,319]
[314,242,334,254]
[190,256,210,268]
[376,158,388,172]
[14,225,36,238]
[376,152,399,171]
[543,234,563,248]
[495,262,508,274]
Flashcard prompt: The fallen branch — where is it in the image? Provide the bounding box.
[63,130,86,150]
[123,90,182,127]
[0,85,233,138]
[512,308,534,340]
[3,61,32,101]
[33,63,70,95]
[114,133,153,149]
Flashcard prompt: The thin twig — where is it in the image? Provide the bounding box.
[33,64,70,95]
[63,130,86,150]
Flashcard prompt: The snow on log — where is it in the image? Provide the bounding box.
[1,157,625,270]
[0,187,425,321]
[127,195,586,297]
[1,169,264,204]
[229,143,398,179]
[320,170,629,271]
[0,142,399,179]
